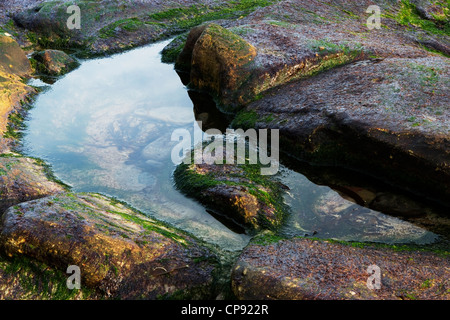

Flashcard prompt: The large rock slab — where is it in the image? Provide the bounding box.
[0,192,220,299]
[0,34,35,152]
[232,235,450,300]
[234,55,450,205]
[0,34,32,77]
[174,0,449,112]
[0,156,66,214]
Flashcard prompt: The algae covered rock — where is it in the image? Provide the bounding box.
[234,55,450,205]
[174,156,287,233]
[186,23,257,109]
[232,234,450,300]
[32,49,79,76]
[0,34,32,77]
[0,155,66,214]
[0,192,219,299]
[0,34,35,152]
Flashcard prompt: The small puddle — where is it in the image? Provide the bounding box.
[23,40,448,250]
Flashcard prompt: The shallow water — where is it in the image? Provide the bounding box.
[23,40,445,250]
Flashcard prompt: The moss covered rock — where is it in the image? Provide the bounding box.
[188,24,257,109]
[0,192,220,299]
[0,34,35,152]
[32,49,79,76]
[174,152,287,233]
[0,155,66,214]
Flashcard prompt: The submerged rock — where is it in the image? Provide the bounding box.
[32,49,79,76]
[0,156,66,214]
[0,192,220,299]
[232,235,450,300]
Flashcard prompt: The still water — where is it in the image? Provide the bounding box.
[23,40,445,250]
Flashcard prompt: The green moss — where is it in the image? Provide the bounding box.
[30,157,72,190]
[395,0,450,36]
[174,151,289,232]
[107,209,189,246]
[99,18,146,39]
[231,110,260,128]
[147,0,277,31]
[0,254,97,300]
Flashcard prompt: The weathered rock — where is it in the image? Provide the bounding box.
[0,34,32,77]
[232,235,450,300]
[175,0,449,112]
[0,34,35,152]
[188,24,257,108]
[174,153,287,232]
[0,156,66,214]
[10,0,278,57]
[0,192,219,299]
[234,55,450,206]
[32,49,79,76]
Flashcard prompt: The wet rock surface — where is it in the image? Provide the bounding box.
[0,0,448,300]
[0,34,35,152]
[0,156,66,215]
[32,49,79,76]
[174,153,287,233]
[235,55,449,205]
[232,236,450,300]
[0,192,220,299]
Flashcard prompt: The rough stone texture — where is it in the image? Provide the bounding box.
[0,156,66,215]
[0,34,32,77]
[0,34,35,153]
[0,192,219,299]
[9,0,275,56]
[235,55,449,205]
[189,24,257,108]
[32,49,79,76]
[176,0,449,112]
[174,156,287,232]
[232,236,450,300]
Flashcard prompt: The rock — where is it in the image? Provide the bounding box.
[178,0,450,112]
[174,153,287,232]
[234,55,450,206]
[0,34,35,152]
[32,49,79,76]
[0,34,32,77]
[0,192,219,299]
[10,0,277,57]
[0,156,66,214]
[232,235,450,300]
[188,24,258,109]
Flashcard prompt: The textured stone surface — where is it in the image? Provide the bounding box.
[0,192,219,299]
[0,156,66,214]
[32,49,79,76]
[232,236,450,300]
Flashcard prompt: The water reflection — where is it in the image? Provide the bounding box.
[23,39,445,249]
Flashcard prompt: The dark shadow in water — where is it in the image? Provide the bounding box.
[205,209,247,235]
[185,88,450,243]
[278,151,450,242]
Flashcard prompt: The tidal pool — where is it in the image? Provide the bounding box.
[23,40,446,250]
